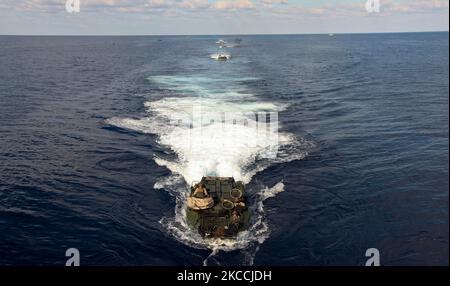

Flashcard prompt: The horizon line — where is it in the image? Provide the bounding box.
[0,30,448,37]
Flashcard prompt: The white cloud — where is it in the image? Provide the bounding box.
[1,0,448,34]
[260,0,287,7]
[176,0,209,9]
[145,0,169,8]
[382,0,449,13]
[4,0,450,17]
[212,0,254,10]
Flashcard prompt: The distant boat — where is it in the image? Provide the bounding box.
[329,33,335,37]
[217,54,228,61]
[216,39,227,47]
[216,39,226,44]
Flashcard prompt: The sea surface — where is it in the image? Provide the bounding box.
[0,33,448,266]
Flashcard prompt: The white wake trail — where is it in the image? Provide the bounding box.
[107,75,312,262]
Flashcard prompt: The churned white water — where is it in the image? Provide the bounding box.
[107,75,312,263]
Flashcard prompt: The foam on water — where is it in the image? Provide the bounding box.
[107,75,312,263]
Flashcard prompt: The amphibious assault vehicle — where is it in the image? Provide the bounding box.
[186,177,249,238]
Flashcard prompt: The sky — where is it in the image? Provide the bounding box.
[0,0,448,35]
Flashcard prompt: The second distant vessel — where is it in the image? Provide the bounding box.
[216,39,227,46]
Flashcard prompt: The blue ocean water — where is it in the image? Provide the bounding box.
[0,33,448,266]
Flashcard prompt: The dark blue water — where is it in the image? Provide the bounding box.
[0,33,448,266]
